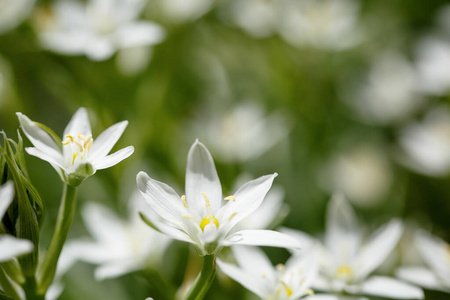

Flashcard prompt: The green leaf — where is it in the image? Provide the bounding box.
[0,290,14,300]
[34,122,62,149]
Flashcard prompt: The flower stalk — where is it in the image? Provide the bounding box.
[37,184,77,295]
[183,255,216,300]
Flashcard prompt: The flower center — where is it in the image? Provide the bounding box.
[62,133,93,165]
[199,192,219,232]
[335,264,353,279]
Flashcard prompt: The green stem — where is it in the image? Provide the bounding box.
[183,255,216,300]
[1,260,25,285]
[0,268,19,299]
[22,277,44,300]
[36,184,77,295]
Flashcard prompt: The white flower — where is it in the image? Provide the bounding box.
[398,106,450,177]
[37,0,165,61]
[278,0,361,50]
[0,182,34,262]
[64,194,171,280]
[396,231,450,293]
[217,246,318,300]
[192,102,289,163]
[346,52,424,125]
[0,0,35,35]
[137,139,301,256]
[283,195,423,299]
[17,107,134,186]
[158,0,213,23]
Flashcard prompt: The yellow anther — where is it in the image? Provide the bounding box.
[199,216,219,232]
[78,133,85,140]
[86,138,93,151]
[182,214,193,219]
[201,192,211,207]
[73,140,84,152]
[276,264,285,272]
[280,281,293,297]
[224,196,236,201]
[336,265,353,277]
[83,135,92,148]
[72,152,78,165]
[228,212,238,221]
[181,195,188,208]
[304,289,314,296]
[62,134,74,145]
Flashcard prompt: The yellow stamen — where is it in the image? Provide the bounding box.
[228,212,238,221]
[72,152,78,165]
[62,134,74,145]
[280,281,293,297]
[73,140,84,152]
[201,192,211,207]
[83,135,92,148]
[224,196,236,201]
[181,195,188,208]
[200,216,219,232]
[78,133,85,140]
[182,214,193,219]
[336,265,353,277]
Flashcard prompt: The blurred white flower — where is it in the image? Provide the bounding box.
[396,231,450,293]
[217,246,319,300]
[415,36,450,95]
[17,107,134,186]
[323,146,392,208]
[64,195,171,280]
[348,52,423,125]
[137,140,301,256]
[193,102,289,163]
[37,0,165,61]
[224,0,281,38]
[159,0,213,23]
[398,106,450,177]
[284,195,423,299]
[0,182,34,262]
[0,0,35,35]
[279,0,361,50]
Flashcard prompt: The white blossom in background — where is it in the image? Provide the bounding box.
[192,102,289,163]
[283,195,423,299]
[223,0,281,38]
[0,182,34,262]
[278,0,361,50]
[322,146,392,208]
[398,106,450,177]
[396,231,450,293]
[17,107,134,186]
[347,52,423,125]
[137,140,301,256]
[37,0,165,61]
[63,194,171,280]
[0,0,35,35]
[415,36,450,96]
[217,246,320,300]
[158,0,213,23]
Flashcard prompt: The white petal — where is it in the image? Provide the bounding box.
[0,181,14,219]
[95,260,140,280]
[63,107,92,137]
[185,140,222,214]
[136,172,186,227]
[115,21,166,48]
[232,246,275,281]
[396,266,447,291]
[360,276,424,299]
[140,211,193,244]
[415,230,450,282]
[279,227,316,252]
[222,230,302,249]
[16,112,63,158]
[217,258,269,299]
[64,240,118,264]
[90,121,128,160]
[354,220,403,280]
[285,250,319,294]
[218,173,277,234]
[325,194,360,262]
[25,147,65,178]
[91,146,134,170]
[0,235,33,262]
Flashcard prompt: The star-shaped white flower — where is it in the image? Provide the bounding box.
[137,140,301,256]
[17,108,134,186]
[218,246,319,300]
[64,193,171,280]
[283,195,423,299]
[0,182,34,262]
[396,230,450,293]
[37,0,165,61]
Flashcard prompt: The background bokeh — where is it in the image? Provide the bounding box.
[1,0,450,299]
